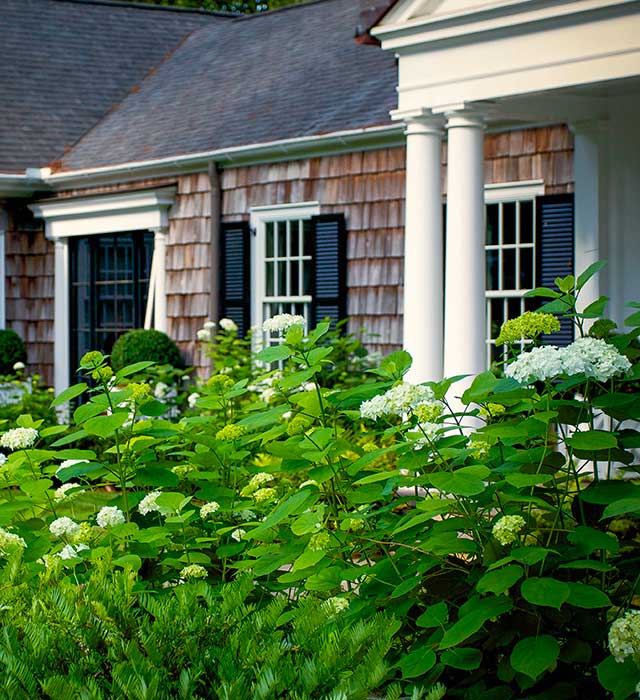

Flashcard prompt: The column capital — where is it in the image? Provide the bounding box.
[444,109,486,130]
[391,107,445,135]
[151,226,169,238]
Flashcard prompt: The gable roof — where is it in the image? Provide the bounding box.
[0,0,225,173]
[57,0,398,172]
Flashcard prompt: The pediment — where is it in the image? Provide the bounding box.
[379,0,513,26]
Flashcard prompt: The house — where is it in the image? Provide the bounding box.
[1,0,635,397]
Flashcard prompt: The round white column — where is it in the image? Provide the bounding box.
[152,227,168,333]
[444,111,486,381]
[403,116,445,383]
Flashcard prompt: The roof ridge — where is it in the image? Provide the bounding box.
[48,0,234,18]
[233,0,337,21]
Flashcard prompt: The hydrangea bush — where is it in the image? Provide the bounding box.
[0,263,639,698]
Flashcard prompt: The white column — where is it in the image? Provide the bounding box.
[152,227,168,333]
[444,111,486,381]
[53,238,70,396]
[403,116,445,383]
[0,208,6,330]
[572,121,607,319]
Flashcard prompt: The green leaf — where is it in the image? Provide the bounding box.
[510,635,559,680]
[602,498,640,519]
[247,490,316,540]
[568,526,619,555]
[521,577,569,609]
[112,554,142,571]
[439,596,512,649]
[115,361,155,380]
[580,296,609,319]
[624,310,640,327]
[505,473,554,488]
[567,430,617,451]
[524,287,561,299]
[476,565,524,595]
[597,655,640,700]
[441,647,482,670]
[368,350,412,380]
[84,412,129,438]
[416,602,448,629]
[566,582,611,608]
[255,345,292,363]
[430,465,489,497]
[292,548,325,572]
[51,429,88,447]
[577,260,607,289]
[396,647,436,679]
[138,399,167,417]
[50,382,87,407]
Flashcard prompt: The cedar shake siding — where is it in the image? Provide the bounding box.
[12,125,573,382]
[4,208,54,384]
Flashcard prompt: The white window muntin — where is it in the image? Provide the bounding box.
[484,181,545,367]
[250,202,320,347]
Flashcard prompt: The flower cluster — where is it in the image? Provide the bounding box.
[241,472,273,497]
[200,501,220,519]
[96,506,126,528]
[129,382,151,404]
[180,564,208,580]
[219,318,238,333]
[309,530,331,551]
[608,609,640,664]
[0,454,7,467]
[0,427,38,451]
[187,392,200,409]
[56,458,89,476]
[13,361,25,372]
[496,312,560,345]
[80,351,104,369]
[138,491,164,516]
[492,515,526,546]
[57,543,89,560]
[49,516,81,538]
[321,597,349,616]
[197,320,217,342]
[262,313,305,335]
[216,424,247,442]
[91,365,113,383]
[360,382,437,421]
[54,482,85,503]
[231,528,246,542]
[506,337,631,385]
[0,527,26,553]
[252,487,277,503]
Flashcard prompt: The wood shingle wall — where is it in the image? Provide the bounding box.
[5,124,573,383]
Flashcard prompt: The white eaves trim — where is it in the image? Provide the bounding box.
[29,187,176,239]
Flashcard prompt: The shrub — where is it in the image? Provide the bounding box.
[0,329,26,375]
[110,329,183,371]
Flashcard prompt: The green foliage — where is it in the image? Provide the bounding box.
[0,328,26,375]
[0,265,639,698]
[110,329,183,371]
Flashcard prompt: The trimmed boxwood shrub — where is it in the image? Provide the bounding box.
[0,329,27,375]
[110,329,183,371]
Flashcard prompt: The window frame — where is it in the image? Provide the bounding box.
[484,180,545,367]
[250,201,320,345]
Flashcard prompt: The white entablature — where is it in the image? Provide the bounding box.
[374,0,640,116]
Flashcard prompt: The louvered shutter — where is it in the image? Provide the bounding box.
[310,213,347,328]
[536,193,575,346]
[220,221,251,336]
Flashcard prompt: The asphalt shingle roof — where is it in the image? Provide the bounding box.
[0,0,223,172]
[58,0,398,171]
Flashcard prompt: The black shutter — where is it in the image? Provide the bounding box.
[536,193,574,346]
[310,213,347,328]
[220,221,251,336]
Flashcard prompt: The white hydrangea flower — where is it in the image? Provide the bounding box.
[49,516,80,538]
[96,506,125,528]
[57,543,89,560]
[180,564,207,580]
[262,313,305,335]
[231,528,246,542]
[560,337,631,382]
[360,382,436,421]
[54,482,85,503]
[200,501,220,518]
[492,515,526,546]
[197,328,212,342]
[138,491,163,516]
[12,361,25,371]
[236,509,256,521]
[0,527,26,553]
[412,422,441,450]
[0,454,7,467]
[219,318,238,333]
[241,472,274,497]
[505,345,564,384]
[203,321,217,332]
[154,382,168,399]
[0,427,38,451]
[187,392,200,409]
[609,609,640,664]
[321,597,350,616]
[55,459,89,476]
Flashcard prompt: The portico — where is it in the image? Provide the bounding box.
[373,0,640,384]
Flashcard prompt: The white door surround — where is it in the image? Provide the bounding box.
[29,187,176,395]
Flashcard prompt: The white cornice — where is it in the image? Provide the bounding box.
[29,186,176,239]
[0,173,48,199]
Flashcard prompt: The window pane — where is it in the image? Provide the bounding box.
[508,297,522,321]
[266,261,274,296]
[490,299,504,339]
[520,247,534,289]
[486,203,499,245]
[277,261,286,296]
[503,202,516,244]
[266,222,274,258]
[277,222,287,257]
[290,262,300,295]
[303,260,312,295]
[503,248,516,289]
[487,250,499,290]
[520,201,534,243]
[303,219,313,256]
[291,220,300,257]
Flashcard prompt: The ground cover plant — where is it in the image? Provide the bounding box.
[0,263,639,698]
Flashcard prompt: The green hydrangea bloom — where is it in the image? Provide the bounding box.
[496,312,560,345]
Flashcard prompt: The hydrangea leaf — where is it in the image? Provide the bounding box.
[567,430,617,451]
[441,647,482,670]
[510,635,559,679]
[566,582,611,608]
[476,565,524,595]
[521,577,570,609]
[597,655,640,700]
[396,647,436,679]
